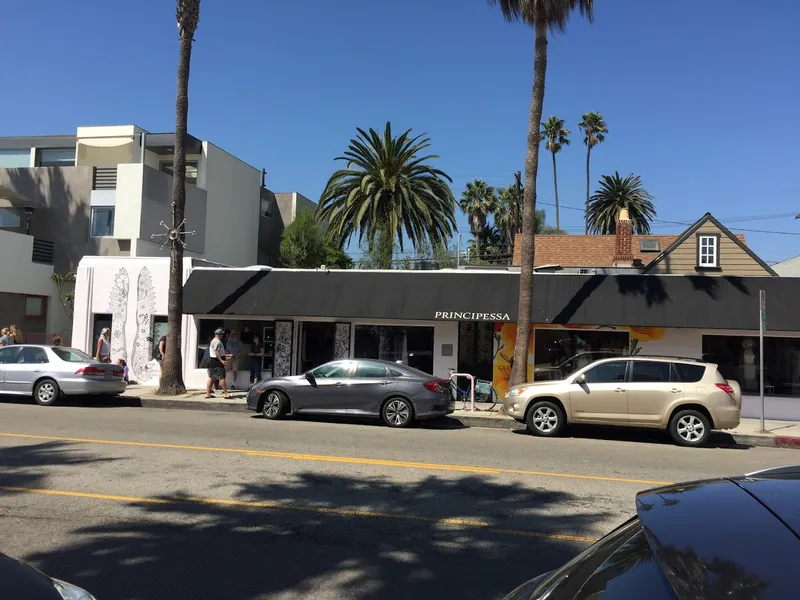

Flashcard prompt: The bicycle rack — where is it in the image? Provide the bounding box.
[448,371,475,412]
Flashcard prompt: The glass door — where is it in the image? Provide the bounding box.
[262,323,275,377]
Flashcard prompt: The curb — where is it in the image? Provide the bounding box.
[131,396,800,450]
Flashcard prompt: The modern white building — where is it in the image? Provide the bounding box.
[0,125,316,343]
[772,256,800,277]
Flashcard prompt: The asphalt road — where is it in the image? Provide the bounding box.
[0,402,795,600]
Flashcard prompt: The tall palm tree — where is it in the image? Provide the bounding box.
[495,184,523,253]
[488,0,594,388]
[460,179,497,261]
[578,111,608,234]
[318,122,456,270]
[588,172,656,234]
[540,116,570,230]
[158,0,200,395]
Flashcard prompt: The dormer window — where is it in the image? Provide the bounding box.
[697,234,720,269]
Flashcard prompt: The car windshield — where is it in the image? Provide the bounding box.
[52,347,93,363]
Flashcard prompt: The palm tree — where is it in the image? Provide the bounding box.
[540,116,570,230]
[318,122,456,270]
[587,172,656,234]
[495,184,523,253]
[158,0,200,396]
[489,0,594,388]
[578,111,608,234]
[460,179,497,261]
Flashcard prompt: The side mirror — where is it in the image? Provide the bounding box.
[574,373,586,384]
[304,371,315,383]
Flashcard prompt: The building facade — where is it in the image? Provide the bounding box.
[71,255,800,421]
[0,125,315,342]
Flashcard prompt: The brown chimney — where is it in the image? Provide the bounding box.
[613,208,633,267]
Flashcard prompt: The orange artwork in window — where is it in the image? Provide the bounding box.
[492,323,534,399]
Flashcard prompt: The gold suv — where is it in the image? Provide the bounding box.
[502,356,741,447]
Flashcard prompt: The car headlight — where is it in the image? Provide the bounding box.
[52,579,96,600]
[506,387,529,398]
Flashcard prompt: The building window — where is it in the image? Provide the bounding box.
[160,161,198,184]
[37,148,76,167]
[196,318,275,375]
[0,149,31,168]
[697,234,719,268]
[703,334,800,397]
[0,209,21,228]
[151,316,168,359]
[90,207,115,237]
[261,199,274,218]
[354,325,434,374]
[533,328,629,380]
[24,296,46,319]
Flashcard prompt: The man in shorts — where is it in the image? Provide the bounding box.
[205,328,231,398]
[225,330,244,390]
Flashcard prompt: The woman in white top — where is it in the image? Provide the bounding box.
[96,328,111,363]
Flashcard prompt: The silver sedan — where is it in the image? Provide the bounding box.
[0,344,127,405]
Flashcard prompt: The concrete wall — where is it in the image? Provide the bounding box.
[71,256,195,385]
[0,167,128,274]
[773,257,800,277]
[202,142,261,267]
[76,125,140,167]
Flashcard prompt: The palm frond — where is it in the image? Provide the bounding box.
[587,171,656,234]
[487,0,594,32]
[578,111,609,149]
[541,116,571,154]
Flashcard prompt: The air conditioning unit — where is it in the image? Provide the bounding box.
[639,239,661,252]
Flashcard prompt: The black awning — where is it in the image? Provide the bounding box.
[182,269,800,331]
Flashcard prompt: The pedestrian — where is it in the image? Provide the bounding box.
[95,328,111,363]
[9,325,22,344]
[117,358,129,382]
[0,328,10,347]
[249,334,264,388]
[225,330,243,390]
[205,328,231,399]
[52,335,62,346]
[158,335,167,361]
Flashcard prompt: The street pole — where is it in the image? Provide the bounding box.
[759,290,766,432]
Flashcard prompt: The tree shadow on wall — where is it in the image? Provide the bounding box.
[27,471,613,600]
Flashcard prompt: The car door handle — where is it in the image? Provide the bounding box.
[335,382,345,387]
[615,387,625,393]
[33,369,42,373]
[671,388,680,393]
[380,381,391,385]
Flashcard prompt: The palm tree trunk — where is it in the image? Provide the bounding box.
[510,19,547,388]
[474,232,481,264]
[551,150,560,230]
[584,145,591,235]
[158,19,195,395]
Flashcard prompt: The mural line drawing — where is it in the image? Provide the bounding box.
[108,268,129,361]
[131,267,161,383]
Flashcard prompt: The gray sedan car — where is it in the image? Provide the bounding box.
[247,359,454,427]
[0,344,126,405]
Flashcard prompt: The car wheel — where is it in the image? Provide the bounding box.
[34,379,60,406]
[526,400,565,437]
[261,390,288,420]
[382,398,414,428]
[669,409,711,447]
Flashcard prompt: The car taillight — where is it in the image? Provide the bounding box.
[75,366,106,376]
[716,383,735,398]
[424,379,448,393]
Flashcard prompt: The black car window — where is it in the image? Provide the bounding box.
[355,363,388,379]
[52,347,93,362]
[630,361,671,383]
[15,347,49,364]
[584,361,628,384]
[311,362,351,379]
[0,347,20,364]
[575,528,676,599]
[388,368,403,377]
[672,363,706,383]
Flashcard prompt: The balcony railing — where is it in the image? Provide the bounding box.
[31,238,54,265]
[92,166,118,190]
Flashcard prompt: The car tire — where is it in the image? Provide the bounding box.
[34,379,60,406]
[669,409,711,447]
[261,390,288,420]
[525,400,565,437]
[382,397,414,428]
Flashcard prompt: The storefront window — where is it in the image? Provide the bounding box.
[533,328,629,381]
[196,318,275,376]
[458,322,495,381]
[354,325,434,374]
[702,335,800,397]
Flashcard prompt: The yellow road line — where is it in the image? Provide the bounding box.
[0,432,671,486]
[0,485,599,543]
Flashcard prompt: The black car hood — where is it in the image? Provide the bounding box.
[0,552,61,599]
[636,475,799,600]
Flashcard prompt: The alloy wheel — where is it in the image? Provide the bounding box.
[38,383,56,403]
[677,415,705,443]
[532,406,559,433]
[385,400,410,426]
[264,393,281,418]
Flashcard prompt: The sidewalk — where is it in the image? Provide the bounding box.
[121,386,800,450]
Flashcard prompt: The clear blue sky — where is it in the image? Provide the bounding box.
[4,0,799,262]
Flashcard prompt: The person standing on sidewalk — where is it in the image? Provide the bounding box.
[249,334,264,388]
[206,328,231,399]
[225,330,244,390]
